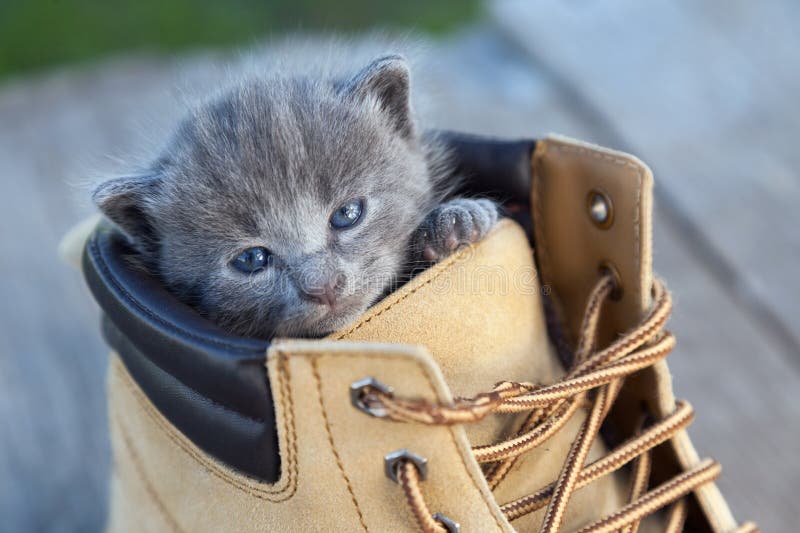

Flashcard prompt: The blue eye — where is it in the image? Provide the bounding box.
[330,198,364,229]
[231,246,271,273]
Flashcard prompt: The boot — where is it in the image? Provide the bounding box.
[79,133,757,532]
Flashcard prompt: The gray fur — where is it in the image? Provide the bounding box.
[412,198,499,262]
[93,55,497,339]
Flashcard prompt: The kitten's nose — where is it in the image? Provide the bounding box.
[303,281,336,307]
[299,278,340,308]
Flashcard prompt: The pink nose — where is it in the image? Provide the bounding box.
[301,281,338,307]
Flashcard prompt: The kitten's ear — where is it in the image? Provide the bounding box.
[91,174,161,247]
[343,55,414,139]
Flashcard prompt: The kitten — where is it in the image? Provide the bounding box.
[92,55,498,339]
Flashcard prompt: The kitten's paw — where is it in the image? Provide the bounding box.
[414,198,499,262]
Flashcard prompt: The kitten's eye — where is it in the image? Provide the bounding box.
[330,198,364,229]
[231,246,271,273]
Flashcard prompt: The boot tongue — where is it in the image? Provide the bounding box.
[329,219,563,445]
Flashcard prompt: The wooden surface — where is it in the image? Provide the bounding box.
[0,6,797,531]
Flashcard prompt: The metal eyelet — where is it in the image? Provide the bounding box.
[598,260,624,300]
[586,189,614,229]
[433,513,461,533]
[350,377,393,418]
[384,449,428,483]
[384,451,460,532]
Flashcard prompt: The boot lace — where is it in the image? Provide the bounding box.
[356,274,759,533]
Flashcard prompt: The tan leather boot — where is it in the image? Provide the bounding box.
[81,133,757,532]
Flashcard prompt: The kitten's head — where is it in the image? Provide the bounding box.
[92,55,447,338]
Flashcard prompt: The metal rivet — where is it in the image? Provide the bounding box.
[433,513,461,533]
[598,260,624,300]
[587,189,614,229]
[384,449,428,483]
[350,378,393,418]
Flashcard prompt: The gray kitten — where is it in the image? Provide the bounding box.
[92,55,498,339]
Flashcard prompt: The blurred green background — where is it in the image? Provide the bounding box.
[0,0,482,80]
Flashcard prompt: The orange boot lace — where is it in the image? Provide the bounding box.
[356,274,759,533]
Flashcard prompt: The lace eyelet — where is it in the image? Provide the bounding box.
[598,260,624,300]
[384,449,428,483]
[350,377,393,418]
[587,188,614,229]
[433,513,461,533]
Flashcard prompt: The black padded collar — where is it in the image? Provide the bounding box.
[83,132,535,482]
[441,131,534,204]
